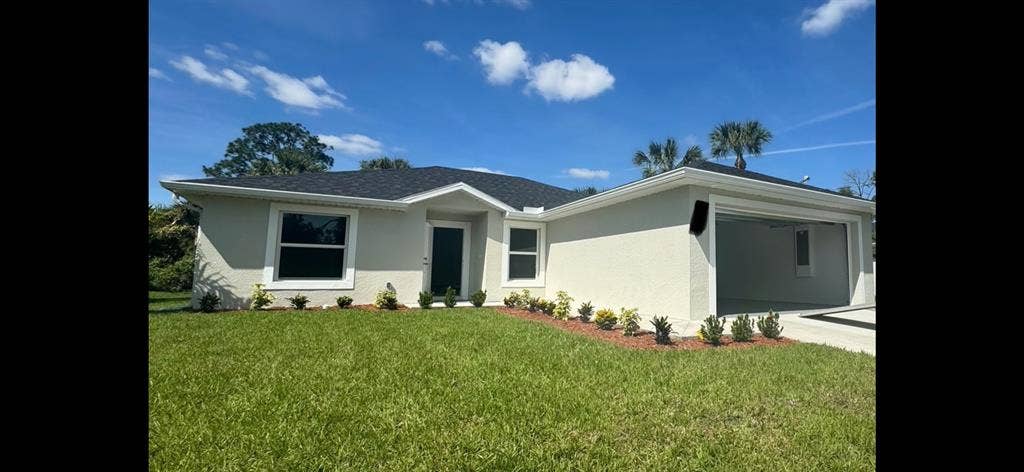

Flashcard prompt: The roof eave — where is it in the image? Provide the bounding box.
[159,181,409,211]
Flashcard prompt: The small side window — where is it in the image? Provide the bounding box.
[795,225,813,277]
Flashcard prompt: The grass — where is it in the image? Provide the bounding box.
[149,304,875,471]
[149,291,191,313]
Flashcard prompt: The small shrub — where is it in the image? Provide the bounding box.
[443,287,458,308]
[539,299,556,316]
[336,296,353,308]
[553,291,573,320]
[594,308,617,330]
[503,292,521,308]
[757,310,784,339]
[470,290,487,307]
[418,291,433,309]
[620,307,640,336]
[375,290,399,310]
[250,283,275,310]
[698,315,726,346]
[731,314,755,342]
[516,289,531,309]
[287,293,310,310]
[577,301,594,322]
[527,297,542,312]
[198,292,220,312]
[650,316,673,344]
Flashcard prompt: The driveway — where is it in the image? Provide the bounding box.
[675,309,876,355]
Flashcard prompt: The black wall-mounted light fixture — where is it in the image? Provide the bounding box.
[689,200,709,235]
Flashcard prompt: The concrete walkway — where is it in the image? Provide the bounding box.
[675,309,876,355]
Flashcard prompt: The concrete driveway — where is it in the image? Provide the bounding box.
[675,309,876,355]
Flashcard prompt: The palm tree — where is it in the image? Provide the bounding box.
[359,156,412,170]
[633,138,704,178]
[574,186,600,196]
[709,120,773,170]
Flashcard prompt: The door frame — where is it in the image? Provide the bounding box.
[424,219,472,299]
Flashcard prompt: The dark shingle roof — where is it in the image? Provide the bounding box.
[685,160,872,202]
[180,166,586,210]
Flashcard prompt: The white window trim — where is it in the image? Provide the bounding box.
[263,202,359,290]
[794,224,815,278]
[501,221,545,288]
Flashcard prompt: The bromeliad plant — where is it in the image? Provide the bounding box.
[577,301,594,322]
[757,309,784,339]
[698,315,726,346]
[539,299,556,316]
[199,292,220,313]
[287,294,310,310]
[250,283,275,310]
[470,290,487,307]
[375,290,399,310]
[503,291,521,308]
[418,291,433,309]
[553,291,573,320]
[620,307,641,336]
[443,287,458,308]
[594,308,617,330]
[336,296,353,309]
[527,297,542,313]
[650,316,673,345]
[731,314,754,342]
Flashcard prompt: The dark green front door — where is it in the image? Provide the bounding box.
[430,227,463,296]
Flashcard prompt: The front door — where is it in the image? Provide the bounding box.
[430,226,464,296]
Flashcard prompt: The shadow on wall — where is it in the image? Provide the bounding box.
[192,245,248,310]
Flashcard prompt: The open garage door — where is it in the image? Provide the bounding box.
[714,212,851,315]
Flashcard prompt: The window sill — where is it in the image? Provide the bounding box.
[263,279,354,290]
[501,279,545,288]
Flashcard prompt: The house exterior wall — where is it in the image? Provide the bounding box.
[545,187,691,327]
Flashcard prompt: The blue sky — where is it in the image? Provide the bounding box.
[149,0,875,204]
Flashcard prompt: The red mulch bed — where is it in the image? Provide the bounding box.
[496,307,796,351]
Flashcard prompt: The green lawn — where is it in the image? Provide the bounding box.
[149,304,875,471]
[149,291,191,313]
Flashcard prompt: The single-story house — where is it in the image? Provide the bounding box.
[161,161,875,325]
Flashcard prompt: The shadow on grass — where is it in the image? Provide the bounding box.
[149,292,192,315]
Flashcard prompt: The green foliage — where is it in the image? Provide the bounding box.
[539,299,556,316]
[287,294,310,310]
[633,137,704,178]
[577,301,594,322]
[336,296,353,309]
[709,120,773,170]
[516,289,531,309]
[359,156,412,170]
[620,307,640,336]
[470,290,487,307]
[527,297,542,313]
[731,314,755,342]
[553,291,573,320]
[594,308,618,330]
[757,310,784,339]
[375,290,399,310]
[503,292,521,308]
[574,186,600,196]
[649,316,673,344]
[443,287,457,308]
[198,292,220,313]
[148,202,199,291]
[202,122,333,178]
[698,315,726,346]
[250,284,275,310]
[418,291,434,309]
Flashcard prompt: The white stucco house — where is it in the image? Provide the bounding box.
[160,162,875,326]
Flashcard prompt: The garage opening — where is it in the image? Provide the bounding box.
[715,212,850,315]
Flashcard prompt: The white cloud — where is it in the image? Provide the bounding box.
[565,168,610,179]
[149,67,170,81]
[759,140,875,157]
[474,40,530,85]
[424,40,457,60]
[253,50,270,61]
[784,99,875,131]
[318,134,383,156]
[801,0,874,37]
[169,56,250,94]
[461,167,507,174]
[204,45,228,60]
[221,42,239,51]
[498,0,531,9]
[526,54,615,102]
[159,173,194,182]
[249,66,347,110]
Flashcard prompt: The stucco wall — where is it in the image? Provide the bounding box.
[545,187,690,327]
[192,196,428,309]
[715,219,849,306]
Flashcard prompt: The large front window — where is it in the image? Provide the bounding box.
[278,213,347,279]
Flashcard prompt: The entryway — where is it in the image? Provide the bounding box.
[424,220,471,298]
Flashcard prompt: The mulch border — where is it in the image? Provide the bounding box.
[495,307,796,351]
